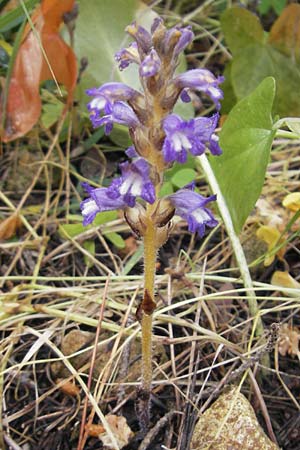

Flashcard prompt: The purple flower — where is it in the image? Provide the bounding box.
[91,101,140,134]
[139,49,161,78]
[115,42,140,70]
[86,82,139,120]
[163,25,194,58]
[169,185,218,236]
[174,69,224,109]
[125,22,152,55]
[162,113,222,163]
[173,26,194,57]
[80,183,128,226]
[107,154,155,207]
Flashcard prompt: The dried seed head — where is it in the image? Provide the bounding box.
[124,204,147,237]
[151,197,175,228]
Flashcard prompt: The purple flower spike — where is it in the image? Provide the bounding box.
[169,186,218,236]
[80,183,127,226]
[174,69,224,109]
[107,155,155,207]
[139,49,161,78]
[162,113,222,163]
[115,42,140,70]
[92,101,140,134]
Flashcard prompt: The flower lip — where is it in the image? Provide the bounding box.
[162,113,222,163]
[115,42,140,70]
[168,186,218,236]
[90,101,140,133]
[86,82,139,117]
[80,183,128,226]
[139,49,161,78]
[174,69,224,109]
[106,152,156,207]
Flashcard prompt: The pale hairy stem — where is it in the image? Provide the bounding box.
[141,213,157,392]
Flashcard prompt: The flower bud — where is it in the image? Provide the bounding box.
[124,204,147,237]
[151,197,175,228]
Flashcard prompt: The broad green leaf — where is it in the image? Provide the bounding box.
[220,62,237,114]
[171,168,196,188]
[221,6,300,117]
[221,7,264,56]
[104,232,126,248]
[211,77,276,233]
[231,44,300,117]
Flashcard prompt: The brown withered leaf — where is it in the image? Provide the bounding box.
[86,423,105,438]
[142,289,156,315]
[98,415,134,449]
[55,378,80,396]
[0,214,22,240]
[268,4,300,63]
[1,0,77,142]
[278,324,300,359]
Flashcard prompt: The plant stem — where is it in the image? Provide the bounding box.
[138,207,158,430]
[142,213,157,389]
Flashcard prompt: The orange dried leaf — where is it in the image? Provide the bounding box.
[0,214,22,240]
[86,423,105,437]
[268,4,300,63]
[55,378,80,396]
[1,0,77,142]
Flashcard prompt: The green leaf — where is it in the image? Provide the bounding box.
[93,210,118,226]
[122,243,144,275]
[59,211,118,239]
[210,77,276,233]
[221,7,264,56]
[220,62,237,114]
[159,181,174,197]
[171,168,196,188]
[41,102,64,129]
[221,6,300,117]
[83,240,95,268]
[59,223,85,239]
[258,0,287,15]
[230,44,300,117]
[0,0,39,32]
[104,232,125,248]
